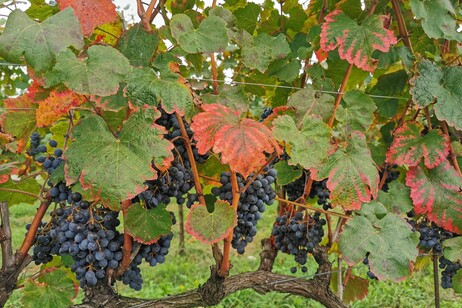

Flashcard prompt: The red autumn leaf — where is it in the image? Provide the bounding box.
[406,160,462,234]
[36,90,85,127]
[57,0,118,36]
[320,10,397,72]
[315,48,328,62]
[190,104,282,178]
[386,122,449,169]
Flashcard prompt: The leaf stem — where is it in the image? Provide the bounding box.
[391,0,413,52]
[118,200,133,276]
[211,53,219,94]
[328,63,353,128]
[424,107,432,130]
[274,197,351,219]
[441,121,462,176]
[0,188,43,201]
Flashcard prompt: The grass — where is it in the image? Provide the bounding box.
[2,202,462,307]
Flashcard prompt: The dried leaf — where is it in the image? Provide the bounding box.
[36,90,84,127]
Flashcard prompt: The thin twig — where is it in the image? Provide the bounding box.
[274,197,351,219]
[441,121,462,176]
[0,188,42,201]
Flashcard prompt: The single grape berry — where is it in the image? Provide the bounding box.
[49,140,58,147]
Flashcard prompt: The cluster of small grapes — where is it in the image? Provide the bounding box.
[212,169,277,254]
[48,181,73,204]
[440,256,462,289]
[27,132,42,156]
[362,254,378,280]
[283,173,332,210]
[379,165,400,192]
[272,211,326,273]
[408,220,453,252]
[259,107,273,122]
[284,173,305,201]
[35,139,64,174]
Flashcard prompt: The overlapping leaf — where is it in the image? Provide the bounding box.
[410,0,462,41]
[116,24,159,67]
[186,200,237,244]
[190,104,282,178]
[273,115,330,170]
[36,90,84,127]
[57,0,118,36]
[377,182,414,214]
[339,205,419,281]
[65,108,174,210]
[330,272,368,304]
[311,131,379,210]
[405,160,462,234]
[0,8,83,71]
[287,86,335,123]
[273,161,303,186]
[170,14,229,53]
[386,122,449,168]
[335,90,376,131]
[0,177,41,207]
[47,45,131,96]
[124,203,172,244]
[202,85,249,113]
[443,237,462,262]
[410,60,462,130]
[124,68,194,116]
[320,10,397,72]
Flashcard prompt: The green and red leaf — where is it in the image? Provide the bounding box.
[311,131,379,211]
[36,90,84,127]
[320,10,397,72]
[186,200,237,244]
[405,160,462,234]
[190,104,282,178]
[386,122,449,168]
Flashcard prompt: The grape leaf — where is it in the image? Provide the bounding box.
[311,131,379,211]
[47,45,131,96]
[65,108,174,210]
[409,0,462,41]
[443,237,462,263]
[273,161,303,186]
[116,24,159,67]
[186,200,237,244]
[286,86,335,123]
[22,268,77,308]
[124,203,172,244]
[36,90,84,127]
[234,2,261,34]
[409,60,462,130]
[320,10,397,72]
[0,162,17,184]
[386,122,449,169]
[335,90,376,131]
[190,104,282,178]
[405,160,462,234]
[0,8,83,72]
[201,84,249,113]
[124,68,194,117]
[340,205,419,281]
[170,14,229,53]
[330,272,368,304]
[1,94,37,153]
[453,271,462,294]
[57,0,118,36]
[94,84,128,112]
[377,181,414,214]
[0,177,41,206]
[272,115,331,170]
[241,33,291,73]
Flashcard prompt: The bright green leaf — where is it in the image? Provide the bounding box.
[273,161,303,186]
[377,181,414,214]
[201,84,249,113]
[287,86,335,123]
[234,2,261,34]
[125,203,172,244]
[116,24,159,67]
[0,177,41,206]
[443,237,462,263]
[336,90,376,131]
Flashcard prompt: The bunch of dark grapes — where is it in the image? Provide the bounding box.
[35,139,64,174]
[212,169,277,254]
[272,211,325,273]
[27,132,42,156]
[379,165,400,192]
[440,256,462,289]
[48,181,72,204]
[283,173,331,210]
[259,108,273,122]
[362,254,378,280]
[284,173,305,202]
[410,220,453,253]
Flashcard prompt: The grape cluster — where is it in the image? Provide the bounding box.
[259,108,273,122]
[379,165,400,192]
[27,132,42,156]
[272,211,326,273]
[440,256,462,289]
[410,220,453,252]
[212,169,277,254]
[283,173,332,210]
[35,139,64,175]
[284,173,305,202]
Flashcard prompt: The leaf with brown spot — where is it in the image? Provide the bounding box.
[36,90,84,127]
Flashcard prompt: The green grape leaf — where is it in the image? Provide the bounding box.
[406,160,462,234]
[273,161,303,186]
[95,83,128,112]
[186,200,237,244]
[65,109,174,211]
[336,90,376,131]
[116,24,159,67]
[47,45,131,96]
[340,207,419,281]
[170,14,229,53]
[410,0,462,41]
[410,60,462,130]
[0,8,83,71]
[386,122,449,168]
[320,10,397,72]
[377,181,414,214]
[234,2,261,34]
[0,177,41,206]
[287,86,335,123]
[22,268,78,308]
[124,203,172,244]
[267,58,301,83]
[453,271,462,294]
[272,115,331,170]
[201,84,249,113]
[241,33,291,73]
[311,131,379,211]
[443,237,462,263]
[124,68,194,117]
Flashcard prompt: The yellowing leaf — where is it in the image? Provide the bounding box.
[36,90,84,127]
